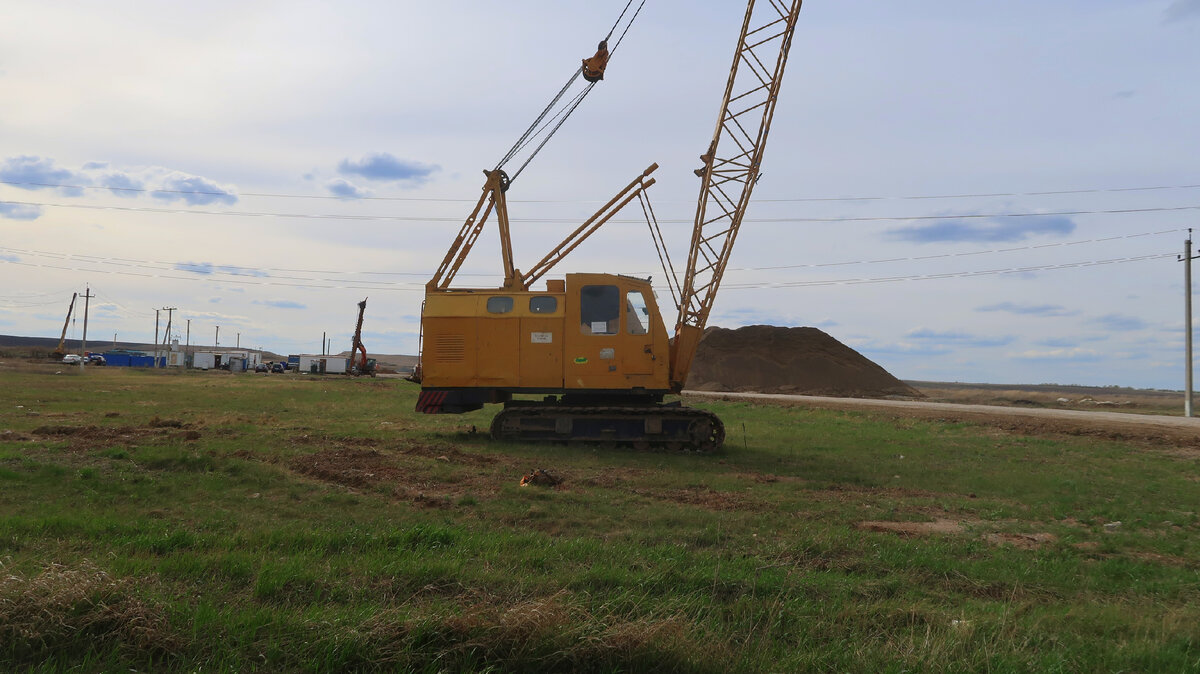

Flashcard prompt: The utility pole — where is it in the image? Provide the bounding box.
[161,307,176,368]
[79,286,93,371]
[186,319,191,367]
[1181,229,1198,417]
[215,325,220,348]
[237,332,240,349]
[322,331,326,355]
[154,309,160,357]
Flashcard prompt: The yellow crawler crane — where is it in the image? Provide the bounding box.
[416,1,804,450]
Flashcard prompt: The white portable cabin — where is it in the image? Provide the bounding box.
[297,354,348,374]
[192,350,262,371]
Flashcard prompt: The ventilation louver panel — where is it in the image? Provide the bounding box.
[433,335,466,362]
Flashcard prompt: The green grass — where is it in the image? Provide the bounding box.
[0,365,1198,672]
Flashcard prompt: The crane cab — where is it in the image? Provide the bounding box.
[417,273,671,413]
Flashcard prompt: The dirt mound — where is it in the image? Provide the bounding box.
[686,325,920,398]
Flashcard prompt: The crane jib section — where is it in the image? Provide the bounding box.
[670,0,803,388]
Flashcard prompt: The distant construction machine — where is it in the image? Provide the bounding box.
[414,1,804,450]
[50,292,79,359]
[349,298,376,376]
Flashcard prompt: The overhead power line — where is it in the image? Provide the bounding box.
[0,283,82,300]
[4,198,1200,225]
[723,253,1176,290]
[0,227,1183,282]
[727,228,1186,272]
[0,250,1178,293]
[3,179,1199,204]
[0,297,67,308]
[0,257,427,292]
[756,183,1200,203]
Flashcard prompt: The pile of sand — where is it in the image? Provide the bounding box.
[686,325,921,398]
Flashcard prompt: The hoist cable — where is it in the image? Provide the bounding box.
[608,0,646,54]
[605,0,637,41]
[494,67,583,171]
[510,86,595,182]
[495,0,648,181]
[502,80,587,170]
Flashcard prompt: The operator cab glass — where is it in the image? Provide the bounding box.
[580,285,619,335]
[626,290,649,335]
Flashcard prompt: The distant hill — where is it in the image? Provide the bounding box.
[0,334,286,361]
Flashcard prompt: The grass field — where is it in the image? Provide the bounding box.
[1,364,1198,672]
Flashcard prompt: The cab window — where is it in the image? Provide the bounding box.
[580,285,619,335]
[626,290,649,335]
[529,296,557,314]
[486,296,513,314]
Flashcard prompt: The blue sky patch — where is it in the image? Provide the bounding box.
[886,215,1076,244]
[337,152,438,183]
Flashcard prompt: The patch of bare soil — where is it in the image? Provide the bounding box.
[631,486,761,512]
[288,448,399,489]
[858,519,1065,550]
[29,424,201,449]
[286,446,503,507]
[857,519,968,536]
[983,532,1059,549]
[963,417,1200,450]
[399,443,499,467]
[687,325,921,398]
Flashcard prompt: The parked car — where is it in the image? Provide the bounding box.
[271,362,284,373]
[255,363,270,373]
[86,354,106,365]
[61,354,82,364]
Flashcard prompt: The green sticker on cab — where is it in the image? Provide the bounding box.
[573,357,588,364]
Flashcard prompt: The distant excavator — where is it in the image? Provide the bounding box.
[349,298,376,376]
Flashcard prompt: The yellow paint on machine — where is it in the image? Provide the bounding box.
[421,273,670,391]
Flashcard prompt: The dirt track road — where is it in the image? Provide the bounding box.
[685,391,1200,450]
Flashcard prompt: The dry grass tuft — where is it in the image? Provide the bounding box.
[361,591,724,671]
[0,559,178,663]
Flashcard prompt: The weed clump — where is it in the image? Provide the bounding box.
[0,559,178,665]
[361,591,726,672]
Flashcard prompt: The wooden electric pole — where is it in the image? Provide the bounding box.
[1181,229,1198,417]
[161,307,176,367]
[79,286,93,371]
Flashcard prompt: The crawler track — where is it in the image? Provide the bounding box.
[490,403,725,451]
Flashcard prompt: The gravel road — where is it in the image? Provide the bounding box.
[684,390,1200,449]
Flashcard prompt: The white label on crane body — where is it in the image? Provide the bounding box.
[530,332,553,344]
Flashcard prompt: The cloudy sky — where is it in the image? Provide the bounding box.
[1,0,1198,389]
